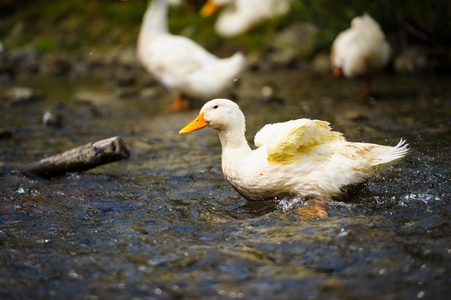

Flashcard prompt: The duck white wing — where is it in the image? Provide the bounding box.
[254,119,343,162]
[213,0,290,37]
[144,35,215,78]
[144,35,245,98]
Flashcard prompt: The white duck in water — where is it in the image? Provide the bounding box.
[330,14,391,100]
[200,0,290,37]
[137,0,246,110]
[180,99,409,201]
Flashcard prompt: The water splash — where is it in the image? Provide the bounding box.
[277,197,304,211]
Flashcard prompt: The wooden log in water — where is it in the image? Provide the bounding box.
[1,136,130,179]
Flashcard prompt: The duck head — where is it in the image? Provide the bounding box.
[179,98,245,134]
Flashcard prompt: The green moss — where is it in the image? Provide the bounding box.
[35,37,56,53]
[0,0,449,55]
[6,33,33,48]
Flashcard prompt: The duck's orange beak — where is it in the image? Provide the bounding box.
[179,112,209,134]
[200,0,219,17]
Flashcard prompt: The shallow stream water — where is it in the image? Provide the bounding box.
[0,69,450,299]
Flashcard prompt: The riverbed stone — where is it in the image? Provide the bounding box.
[393,47,428,74]
[267,22,319,68]
[41,54,73,76]
[312,51,331,74]
[2,87,45,105]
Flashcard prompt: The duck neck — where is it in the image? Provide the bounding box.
[218,127,251,153]
[140,0,168,36]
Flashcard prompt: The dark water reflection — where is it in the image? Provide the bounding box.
[0,70,450,299]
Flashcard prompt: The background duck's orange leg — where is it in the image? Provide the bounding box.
[332,67,342,78]
[169,94,184,111]
[362,76,372,100]
[166,94,193,111]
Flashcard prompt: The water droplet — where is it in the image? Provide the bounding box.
[337,228,348,238]
[69,270,82,279]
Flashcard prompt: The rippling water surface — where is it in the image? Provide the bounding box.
[0,70,450,299]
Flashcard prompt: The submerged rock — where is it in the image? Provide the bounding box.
[260,81,284,104]
[267,22,319,68]
[312,51,331,74]
[41,54,73,76]
[0,128,13,139]
[5,49,41,74]
[2,87,45,105]
[113,67,137,87]
[394,47,428,74]
[115,87,140,100]
[42,111,63,128]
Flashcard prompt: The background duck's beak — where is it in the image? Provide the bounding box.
[200,0,219,17]
[179,112,209,134]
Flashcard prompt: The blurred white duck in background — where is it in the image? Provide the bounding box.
[330,14,391,100]
[137,0,246,110]
[180,99,408,201]
[200,0,290,37]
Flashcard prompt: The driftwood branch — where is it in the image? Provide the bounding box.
[2,136,130,179]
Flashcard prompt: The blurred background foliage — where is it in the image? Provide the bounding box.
[0,0,449,58]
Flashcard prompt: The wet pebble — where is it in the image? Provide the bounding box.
[267,22,319,68]
[311,51,331,74]
[141,73,158,87]
[114,86,160,100]
[115,87,140,100]
[41,54,73,76]
[260,82,284,104]
[42,111,63,128]
[139,87,160,100]
[0,128,13,139]
[319,278,346,291]
[2,48,41,74]
[2,86,45,105]
[394,47,429,74]
[114,70,137,87]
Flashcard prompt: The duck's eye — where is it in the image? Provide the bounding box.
[213,105,218,109]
